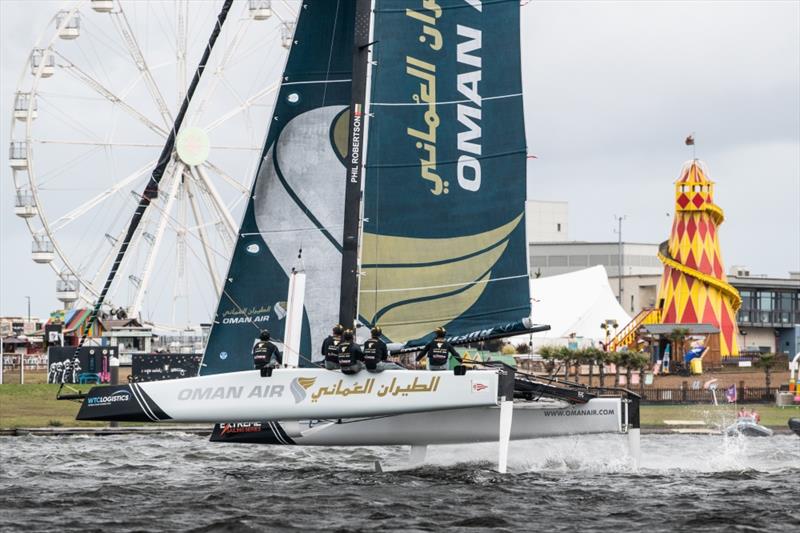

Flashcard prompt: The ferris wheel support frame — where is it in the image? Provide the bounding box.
[129,160,185,317]
[185,172,221,298]
[10,0,296,328]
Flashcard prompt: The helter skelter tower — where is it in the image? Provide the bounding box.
[656,160,741,356]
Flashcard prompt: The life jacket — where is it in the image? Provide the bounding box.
[363,338,386,370]
[252,341,275,368]
[338,341,356,367]
[324,336,342,364]
[338,341,364,371]
[428,340,451,366]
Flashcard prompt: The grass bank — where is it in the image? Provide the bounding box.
[639,403,799,428]
[0,384,105,428]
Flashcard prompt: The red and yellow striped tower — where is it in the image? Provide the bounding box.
[656,160,741,356]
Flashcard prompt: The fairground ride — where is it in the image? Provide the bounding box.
[9,0,300,332]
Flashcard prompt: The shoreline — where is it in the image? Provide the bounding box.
[0,425,794,437]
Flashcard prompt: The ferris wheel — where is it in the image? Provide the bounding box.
[9,0,299,330]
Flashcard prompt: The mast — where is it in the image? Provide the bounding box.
[338,0,373,329]
[74,0,233,353]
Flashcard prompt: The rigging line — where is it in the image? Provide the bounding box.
[136,188,232,262]
[370,92,523,107]
[320,0,341,107]
[281,78,352,87]
[74,0,235,357]
[239,225,344,236]
[215,286,323,369]
[360,273,530,294]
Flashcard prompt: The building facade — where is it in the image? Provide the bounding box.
[527,241,800,356]
[528,241,662,314]
[525,200,569,243]
[729,270,800,356]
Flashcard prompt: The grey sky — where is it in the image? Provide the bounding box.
[1,0,799,322]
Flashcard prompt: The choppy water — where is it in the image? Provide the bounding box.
[1,432,798,532]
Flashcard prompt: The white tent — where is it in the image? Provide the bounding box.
[514,266,632,349]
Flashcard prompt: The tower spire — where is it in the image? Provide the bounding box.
[656,159,741,356]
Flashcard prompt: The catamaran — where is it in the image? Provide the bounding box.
[69,0,640,472]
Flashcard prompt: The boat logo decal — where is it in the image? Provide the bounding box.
[245,243,260,254]
[86,389,131,406]
[471,381,488,393]
[219,351,228,360]
[290,377,317,404]
[219,422,264,436]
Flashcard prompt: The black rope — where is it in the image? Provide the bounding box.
[73,0,234,357]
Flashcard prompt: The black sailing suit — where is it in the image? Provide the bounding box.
[337,341,365,375]
[416,339,462,370]
[322,335,342,370]
[252,340,282,370]
[363,337,389,372]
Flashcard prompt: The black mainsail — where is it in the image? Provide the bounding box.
[201,1,356,374]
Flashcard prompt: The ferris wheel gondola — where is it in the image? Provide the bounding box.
[8,0,300,331]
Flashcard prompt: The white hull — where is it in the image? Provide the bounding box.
[77,368,509,423]
[211,397,627,446]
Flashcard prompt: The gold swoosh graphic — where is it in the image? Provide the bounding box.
[359,214,523,342]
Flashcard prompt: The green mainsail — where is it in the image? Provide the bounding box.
[201,0,531,374]
[360,0,530,346]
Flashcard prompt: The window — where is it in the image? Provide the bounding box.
[568,255,588,267]
[548,255,568,267]
[740,290,753,311]
[759,292,773,311]
[557,223,561,232]
[630,295,634,312]
[531,256,547,267]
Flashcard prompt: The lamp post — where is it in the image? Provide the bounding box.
[613,215,626,304]
[22,296,31,385]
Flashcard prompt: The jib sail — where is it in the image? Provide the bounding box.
[359,0,531,346]
[201,1,355,374]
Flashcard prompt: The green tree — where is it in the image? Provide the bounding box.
[515,343,531,355]
[580,347,604,388]
[754,353,778,392]
[596,349,609,388]
[538,345,560,376]
[624,351,650,391]
[605,351,622,387]
[669,327,691,363]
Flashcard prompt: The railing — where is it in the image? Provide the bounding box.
[608,308,661,352]
[638,387,776,404]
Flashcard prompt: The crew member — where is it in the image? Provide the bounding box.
[363,326,400,372]
[322,324,344,370]
[337,329,364,375]
[252,330,282,371]
[416,327,461,371]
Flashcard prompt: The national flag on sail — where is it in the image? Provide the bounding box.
[725,384,737,403]
[354,103,362,117]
